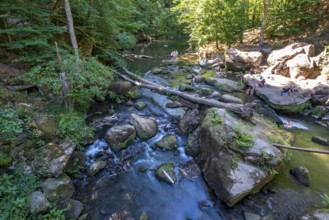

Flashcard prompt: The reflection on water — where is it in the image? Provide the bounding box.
[128,40,189,74]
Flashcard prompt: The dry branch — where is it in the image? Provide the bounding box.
[273,143,329,155]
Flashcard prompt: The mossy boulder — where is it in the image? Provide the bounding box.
[312,105,328,119]
[156,162,176,184]
[31,140,76,177]
[135,101,147,110]
[130,114,158,140]
[155,134,178,151]
[87,160,107,176]
[205,77,245,92]
[43,175,74,202]
[56,199,84,220]
[179,83,196,92]
[198,108,294,207]
[109,81,133,96]
[65,151,86,175]
[29,115,58,140]
[105,124,136,153]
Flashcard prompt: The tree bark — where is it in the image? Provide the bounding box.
[64,0,79,63]
[259,0,271,50]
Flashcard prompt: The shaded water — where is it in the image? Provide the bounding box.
[75,41,329,219]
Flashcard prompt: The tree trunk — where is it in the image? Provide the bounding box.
[64,0,79,63]
[259,0,271,50]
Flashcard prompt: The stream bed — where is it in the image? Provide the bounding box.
[74,40,329,220]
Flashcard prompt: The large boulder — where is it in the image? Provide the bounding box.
[198,108,293,207]
[31,140,76,177]
[43,175,74,202]
[286,53,319,79]
[28,191,50,215]
[105,124,136,153]
[225,48,263,68]
[298,74,329,105]
[267,43,315,66]
[205,77,245,92]
[265,43,324,79]
[155,134,178,151]
[129,114,158,140]
[244,74,311,113]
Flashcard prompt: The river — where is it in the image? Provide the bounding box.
[74,40,329,220]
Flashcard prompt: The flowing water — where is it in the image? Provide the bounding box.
[75,41,329,219]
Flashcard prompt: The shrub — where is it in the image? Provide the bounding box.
[0,166,40,220]
[0,151,12,167]
[58,111,94,148]
[0,107,23,142]
[25,55,114,112]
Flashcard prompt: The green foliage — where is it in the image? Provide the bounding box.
[58,111,94,148]
[212,114,222,124]
[38,204,68,220]
[0,151,12,167]
[258,151,278,175]
[321,193,329,207]
[0,107,23,142]
[232,126,253,148]
[25,55,113,111]
[0,166,40,220]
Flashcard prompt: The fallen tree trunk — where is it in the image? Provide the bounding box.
[273,143,329,155]
[114,70,249,114]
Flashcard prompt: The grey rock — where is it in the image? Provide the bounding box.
[130,114,158,140]
[105,124,136,153]
[28,191,49,214]
[155,134,178,151]
[43,175,74,202]
[56,199,84,219]
[290,166,310,187]
[87,160,107,176]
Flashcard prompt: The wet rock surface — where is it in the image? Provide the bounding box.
[105,124,136,153]
[129,114,158,140]
[290,166,311,187]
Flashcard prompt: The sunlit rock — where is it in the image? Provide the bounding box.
[130,114,158,140]
[198,108,294,207]
[244,74,311,113]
